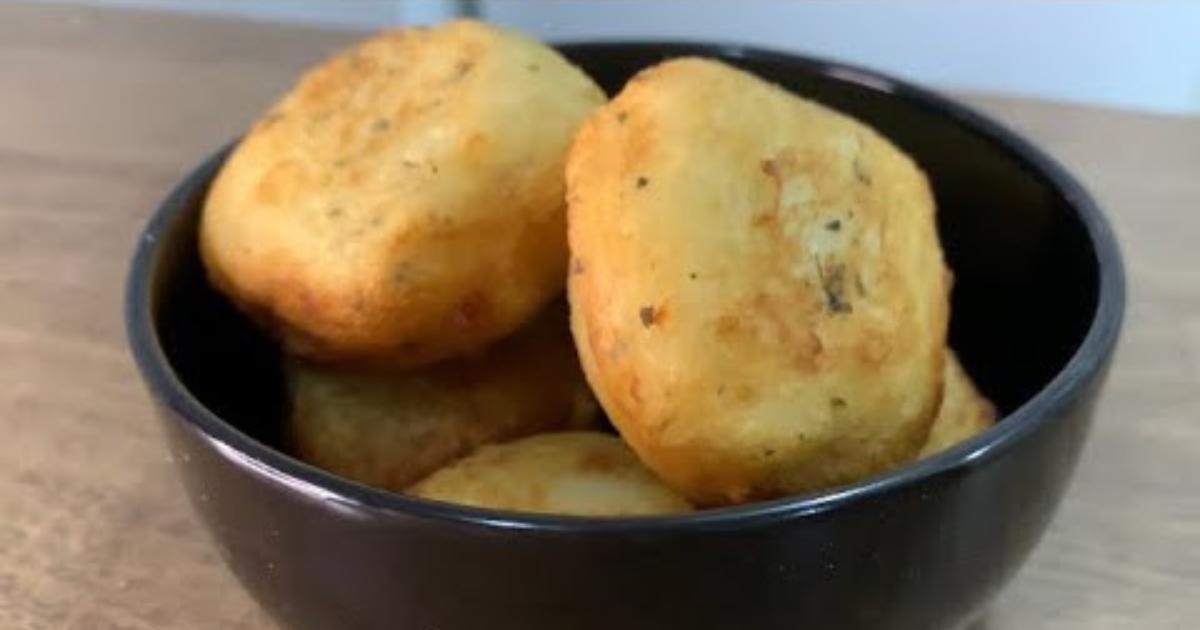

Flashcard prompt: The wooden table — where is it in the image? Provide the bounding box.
[1,3,1196,629]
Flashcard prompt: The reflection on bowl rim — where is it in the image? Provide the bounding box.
[124,42,1125,532]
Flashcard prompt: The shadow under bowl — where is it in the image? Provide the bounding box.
[125,42,1124,630]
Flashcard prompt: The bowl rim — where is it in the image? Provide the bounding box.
[125,40,1125,533]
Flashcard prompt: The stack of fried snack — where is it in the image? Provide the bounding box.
[200,20,994,517]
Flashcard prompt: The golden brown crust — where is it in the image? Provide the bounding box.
[919,352,997,458]
[201,20,605,365]
[567,58,950,505]
[408,432,694,517]
[285,304,599,492]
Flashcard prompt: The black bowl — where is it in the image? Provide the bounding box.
[126,43,1124,630]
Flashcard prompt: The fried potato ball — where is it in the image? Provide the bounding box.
[409,432,694,517]
[201,20,606,365]
[566,58,950,505]
[919,352,996,458]
[286,305,599,492]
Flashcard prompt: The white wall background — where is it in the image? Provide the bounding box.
[66,0,1200,115]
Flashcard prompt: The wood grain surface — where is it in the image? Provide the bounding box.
[1,3,1196,629]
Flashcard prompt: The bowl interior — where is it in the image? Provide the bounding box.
[148,43,1102,489]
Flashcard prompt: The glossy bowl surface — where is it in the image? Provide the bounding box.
[126,42,1124,630]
